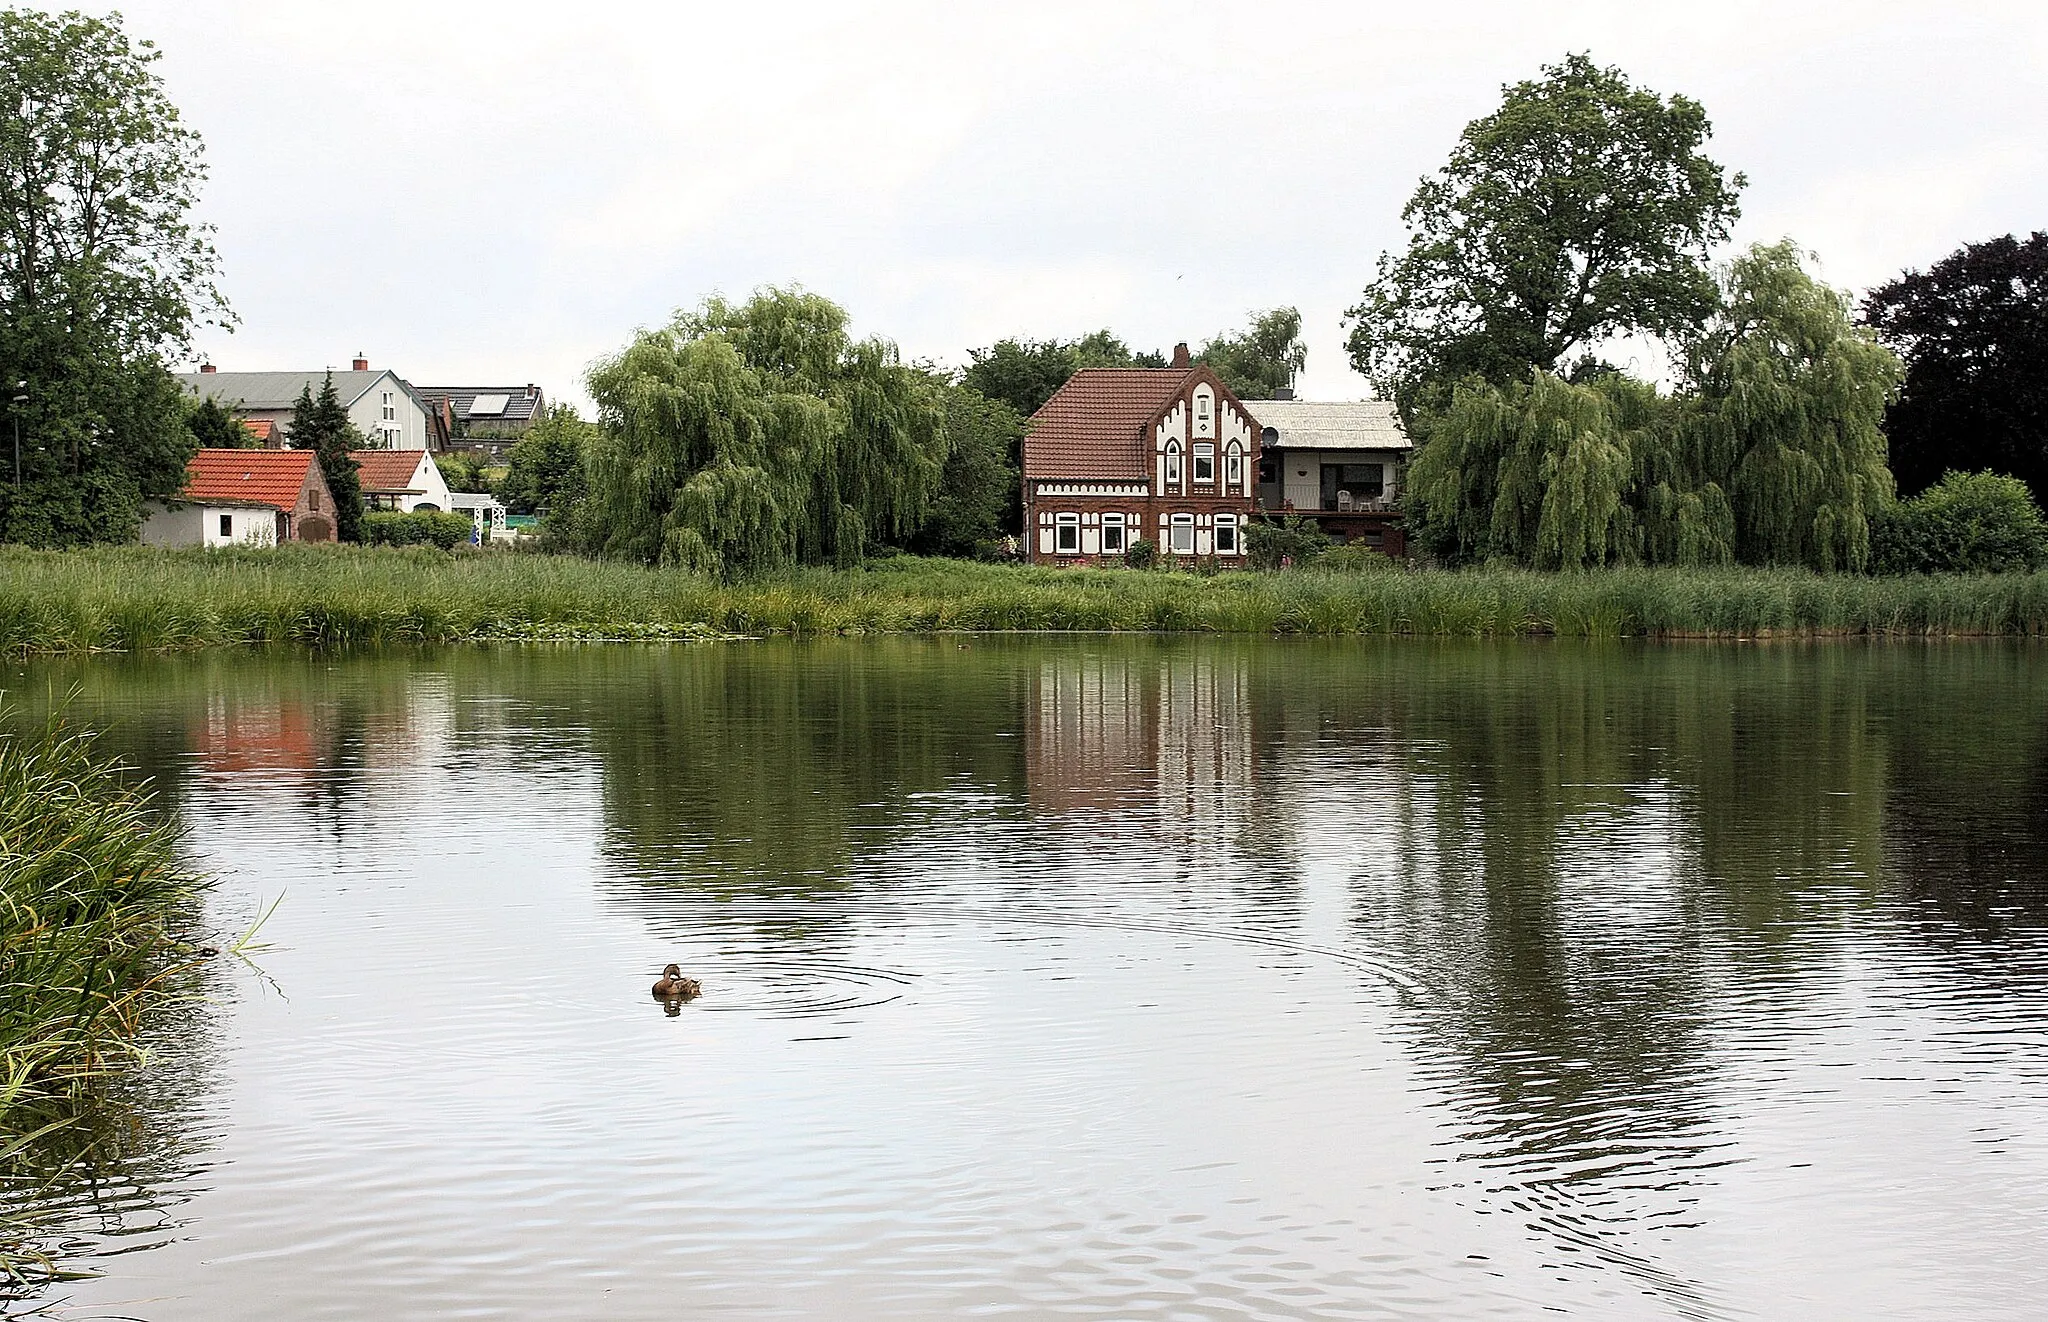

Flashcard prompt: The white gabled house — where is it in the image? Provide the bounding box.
[178,355,437,450]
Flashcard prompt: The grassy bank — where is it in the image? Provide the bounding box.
[1,715,207,1286]
[2,545,2047,650]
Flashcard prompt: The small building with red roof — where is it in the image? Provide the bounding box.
[141,449,339,547]
[1023,343,1261,565]
[351,448,450,513]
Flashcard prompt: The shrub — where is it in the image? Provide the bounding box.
[1318,542,1401,573]
[1245,516,1329,570]
[1124,538,1159,570]
[362,510,475,551]
[1872,470,2048,574]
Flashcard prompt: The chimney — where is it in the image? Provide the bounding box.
[1272,385,1295,400]
[1171,342,1191,369]
[199,362,217,374]
[352,353,369,372]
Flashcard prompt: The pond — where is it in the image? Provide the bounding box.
[6,637,2048,1320]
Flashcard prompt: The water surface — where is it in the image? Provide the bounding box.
[7,638,2048,1320]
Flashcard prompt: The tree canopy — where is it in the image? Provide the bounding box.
[580,287,946,574]
[961,330,1164,417]
[909,382,1022,557]
[497,403,595,516]
[185,395,253,449]
[1196,307,1306,400]
[286,376,364,542]
[1861,232,2048,508]
[0,9,228,545]
[1405,244,1899,571]
[1345,53,1743,415]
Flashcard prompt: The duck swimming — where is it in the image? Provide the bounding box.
[652,963,702,1000]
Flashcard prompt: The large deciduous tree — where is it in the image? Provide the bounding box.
[909,382,1022,556]
[286,377,364,542]
[581,287,946,574]
[0,8,229,545]
[961,330,1163,418]
[1345,53,1743,417]
[497,403,594,516]
[1197,307,1306,400]
[1860,232,2048,508]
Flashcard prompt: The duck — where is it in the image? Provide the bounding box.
[652,963,702,1000]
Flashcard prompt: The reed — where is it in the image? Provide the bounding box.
[0,712,208,1288]
[1,545,2046,650]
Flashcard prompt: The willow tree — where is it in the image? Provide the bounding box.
[1406,371,1658,568]
[581,288,945,574]
[1684,243,1900,570]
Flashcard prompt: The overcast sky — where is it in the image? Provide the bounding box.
[91,0,2048,405]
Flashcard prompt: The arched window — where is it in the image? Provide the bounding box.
[1164,440,1182,489]
[1225,442,1244,489]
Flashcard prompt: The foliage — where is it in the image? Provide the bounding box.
[1197,307,1306,400]
[581,287,946,575]
[1123,537,1158,570]
[961,330,1164,417]
[908,383,1021,556]
[1245,515,1331,569]
[436,450,492,495]
[2,547,2046,649]
[284,376,363,542]
[362,509,472,550]
[184,395,253,449]
[1683,241,1900,571]
[1344,53,1742,415]
[1318,542,1402,573]
[0,10,227,547]
[1861,232,2048,508]
[1407,244,1898,571]
[1871,470,2048,574]
[495,403,594,517]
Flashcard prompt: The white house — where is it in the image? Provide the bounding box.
[141,449,340,547]
[1253,400,1411,513]
[177,355,436,450]
[351,449,452,512]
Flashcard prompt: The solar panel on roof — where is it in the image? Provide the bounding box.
[468,393,510,416]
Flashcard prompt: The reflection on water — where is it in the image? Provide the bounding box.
[6,639,2048,1320]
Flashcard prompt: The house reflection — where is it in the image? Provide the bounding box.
[1025,647,1258,866]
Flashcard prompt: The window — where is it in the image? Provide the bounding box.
[383,392,395,422]
[1226,443,1244,488]
[218,513,232,538]
[1102,514,1126,554]
[1320,462,1385,509]
[1164,441,1181,489]
[1193,387,1215,438]
[1055,513,1080,554]
[1193,443,1214,484]
[1168,514,1195,555]
[1215,515,1238,555]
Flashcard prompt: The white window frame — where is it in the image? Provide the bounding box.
[1054,512,1080,555]
[1101,513,1126,554]
[1164,441,1181,489]
[1226,443,1244,488]
[1193,442,1215,484]
[1215,514,1239,555]
[1168,513,1195,555]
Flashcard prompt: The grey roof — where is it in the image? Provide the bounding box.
[1253,399,1410,451]
[177,369,428,416]
[416,385,546,425]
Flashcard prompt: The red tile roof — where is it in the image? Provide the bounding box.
[182,449,314,511]
[1024,368,1194,482]
[241,418,275,443]
[349,449,427,493]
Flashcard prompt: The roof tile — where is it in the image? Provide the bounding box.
[1024,368,1195,482]
[181,449,315,512]
[348,449,430,493]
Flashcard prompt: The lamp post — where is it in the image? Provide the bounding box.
[10,382,25,488]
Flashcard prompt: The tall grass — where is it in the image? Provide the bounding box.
[1,545,2046,651]
[0,712,208,1289]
